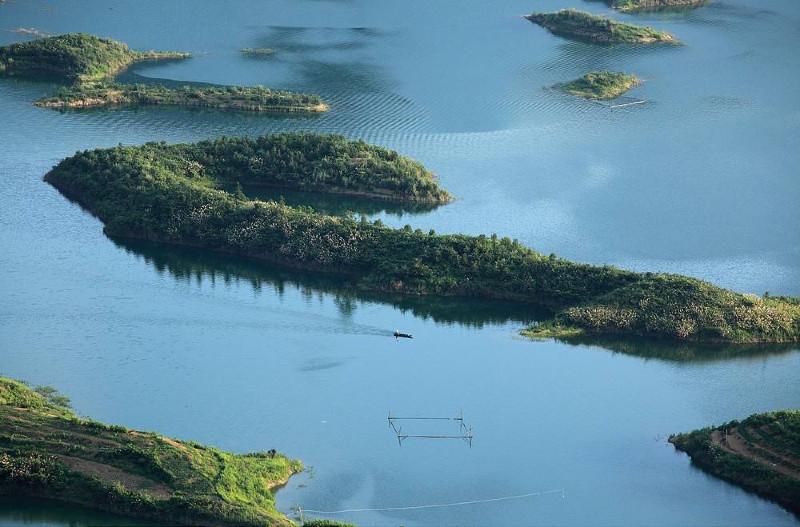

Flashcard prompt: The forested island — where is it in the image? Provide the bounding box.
[605,0,706,12]
[526,9,678,44]
[0,33,326,113]
[0,377,303,526]
[670,410,800,516]
[0,33,188,83]
[44,134,800,344]
[557,71,640,100]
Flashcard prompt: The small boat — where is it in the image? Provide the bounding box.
[394,330,413,339]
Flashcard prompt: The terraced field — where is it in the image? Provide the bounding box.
[670,411,800,516]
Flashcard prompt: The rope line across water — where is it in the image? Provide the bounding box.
[301,488,565,514]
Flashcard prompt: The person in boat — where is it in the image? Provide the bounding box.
[394,330,413,339]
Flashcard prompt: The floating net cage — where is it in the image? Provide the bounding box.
[387,410,474,446]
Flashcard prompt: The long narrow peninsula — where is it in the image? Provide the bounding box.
[670,410,800,517]
[0,377,302,526]
[35,83,327,112]
[0,33,326,113]
[526,9,678,44]
[44,134,800,344]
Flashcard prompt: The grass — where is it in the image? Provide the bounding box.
[557,71,640,100]
[0,377,302,526]
[669,410,800,517]
[35,82,328,113]
[42,137,800,344]
[0,33,188,84]
[522,275,800,342]
[525,9,678,44]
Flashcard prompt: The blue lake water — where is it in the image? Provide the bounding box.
[0,0,798,525]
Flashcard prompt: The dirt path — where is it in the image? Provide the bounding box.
[710,429,800,480]
[56,455,172,499]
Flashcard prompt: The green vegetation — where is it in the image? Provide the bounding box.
[0,33,326,114]
[44,136,800,344]
[35,82,328,113]
[0,377,302,526]
[606,0,706,12]
[525,9,678,44]
[241,48,276,57]
[557,71,640,100]
[670,410,800,516]
[0,33,188,83]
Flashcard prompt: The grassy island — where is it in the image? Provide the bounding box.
[35,82,327,112]
[525,9,678,44]
[0,33,188,83]
[0,377,302,526]
[670,410,800,516]
[43,136,800,344]
[0,33,326,114]
[606,0,706,12]
[557,71,641,100]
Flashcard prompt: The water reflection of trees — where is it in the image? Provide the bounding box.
[548,335,797,363]
[113,238,548,328]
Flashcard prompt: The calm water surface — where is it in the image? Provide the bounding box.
[0,0,798,525]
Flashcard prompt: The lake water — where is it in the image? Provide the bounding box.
[0,0,799,525]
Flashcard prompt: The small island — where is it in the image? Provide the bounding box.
[669,410,800,516]
[0,33,326,113]
[557,71,641,100]
[0,377,303,526]
[525,9,678,44]
[43,135,800,345]
[241,47,276,57]
[605,0,706,12]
